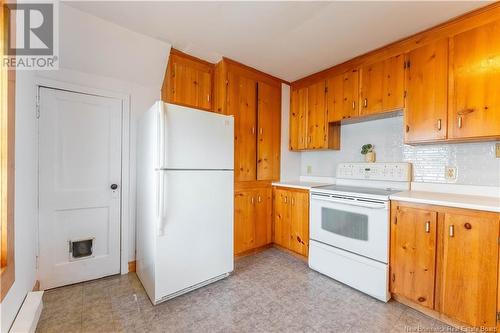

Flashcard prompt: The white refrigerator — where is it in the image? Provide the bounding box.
[136,102,234,304]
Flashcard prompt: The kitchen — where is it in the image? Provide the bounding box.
[1,1,499,333]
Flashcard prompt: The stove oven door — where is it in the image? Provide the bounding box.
[310,193,389,263]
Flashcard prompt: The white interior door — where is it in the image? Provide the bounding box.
[38,87,122,290]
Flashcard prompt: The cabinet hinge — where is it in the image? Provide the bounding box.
[392,273,395,283]
[394,217,397,225]
[498,237,500,245]
[406,60,411,69]
[325,86,328,93]
[497,312,500,322]
[403,91,407,98]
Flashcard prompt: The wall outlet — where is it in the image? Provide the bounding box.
[445,166,457,182]
[496,143,500,158]
[306,165,312,175]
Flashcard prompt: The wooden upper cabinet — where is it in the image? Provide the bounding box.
[257,82,281,181]
[290,87,308,150]
[405,39,449,143]
[227,71,257,182]
[342,69,359,119]
[449,20,500,140]
[359,61,384,116]
[326,74,344,123]
[163,50,214,111]
[359,55,404,117]
[382,54,405,111]
[390,206,437,309]
[307,81,327,149]
[440,210,499,328]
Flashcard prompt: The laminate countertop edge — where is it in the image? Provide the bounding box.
[390,191,500,213]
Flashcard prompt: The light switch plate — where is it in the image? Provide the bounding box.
[496,143,500,158]
[445,166,457,182]
[306,165,312,174]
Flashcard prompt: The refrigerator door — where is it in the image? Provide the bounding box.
[153,169,233,303]
[156,102,234,170]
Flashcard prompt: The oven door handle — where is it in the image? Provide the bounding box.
[311,195,388,209]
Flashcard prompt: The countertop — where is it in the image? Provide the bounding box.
[271,180,333,190]
[390,190,500,213]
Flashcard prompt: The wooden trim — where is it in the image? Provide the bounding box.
[0,1,15,302]
[272,244,308,262]
[222,57,290,86]
[234,244,272,258]
[271,185,309,194]
[128,260,136,273]
[170,48,216,67]
[234,180,272,192]
[292,2,500,88]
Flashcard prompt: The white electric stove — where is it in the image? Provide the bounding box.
[308,162,411,302]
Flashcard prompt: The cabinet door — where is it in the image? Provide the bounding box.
[257,82,280,181]
[254,188,272,248]
[307,81,327,149]
[382,54,405,111]
[359,60,384,116]
[449,21,500,139]
[290,190,309,256]
[234,191,255,255]
[342,69,359,119]
[405,39,448,143]
[228,72,257,182]
[273,188,291,248]
[290,88,308,150]
[390,206,437,309]
[168,55,213,110]
[326,74,343,123]
[440,211,499,327]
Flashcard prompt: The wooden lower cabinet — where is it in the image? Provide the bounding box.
[234,186,272,255]
[273,187,309,257]
[390,201,500,329]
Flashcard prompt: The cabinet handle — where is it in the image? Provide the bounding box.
[363,98,368,108]
[284,196,288,204]
[437,119,441,131]
[457,116,462,129]
[251,197,255,205]
[259,128,263,135]
[207,94,210,102]
[352,101,356,110]
[425,221,430,233]
[252,127,256,134]
[308,136,312,143]
[449,225,454,237]
[291,197,295,205]
[258,195,262,203]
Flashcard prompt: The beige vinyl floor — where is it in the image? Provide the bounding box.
[36,248,452,333]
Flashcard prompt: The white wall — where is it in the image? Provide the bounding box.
[279,84,300,181]
[1,4,170,332]
[300,115,500,186]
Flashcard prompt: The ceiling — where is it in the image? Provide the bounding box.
[66,1,490,82]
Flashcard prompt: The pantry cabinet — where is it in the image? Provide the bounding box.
[162,49,214,111]
[289,81,340,151]
[234,187,272,255]
[404,39,449,143]
[273,187,309,257]
[390,201,500,329]
[448,20,500,140]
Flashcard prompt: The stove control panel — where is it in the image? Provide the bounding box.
[336,163,412,182]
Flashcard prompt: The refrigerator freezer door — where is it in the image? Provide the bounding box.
[153,170,234,303]
[157,103,234,170]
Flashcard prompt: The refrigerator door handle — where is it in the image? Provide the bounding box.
[157,171,167,236]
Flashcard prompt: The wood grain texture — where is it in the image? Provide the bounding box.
[289,190,309,257]
[254,187,272,248]
[390,205,437,309]
[405,39,449,143]
[306,81,327,149]
[448,20,500,140]
[440,210,499,328]
[128,261,136,273]
[359,60,384,116]
[227,71,257,182]
[1,0,15,301]
[382,54,405,112]
[273,187,291,249]
[326,74,343,123]
[342,69,359,119]
[257,81,281,181]
[289,87,308,150]
[234,190,256,255]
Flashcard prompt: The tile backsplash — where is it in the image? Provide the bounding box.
[300,115,500,186]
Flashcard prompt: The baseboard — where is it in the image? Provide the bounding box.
[10,291,44,333]
[272,244,308,263]
[128,260,136,272]
[32,280,40,292]
[234,244,272,258]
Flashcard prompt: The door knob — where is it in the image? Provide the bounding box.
[110,184,118,190]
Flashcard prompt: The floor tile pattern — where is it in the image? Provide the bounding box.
[36,248,452,332]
